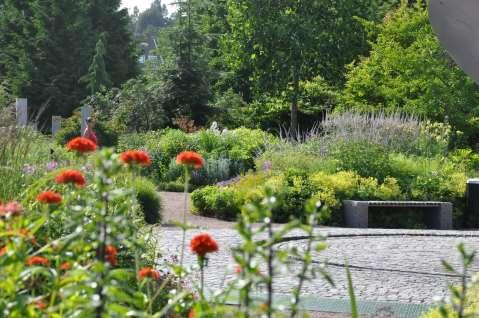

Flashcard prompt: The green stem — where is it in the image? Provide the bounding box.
[180,166,190,270]
[200,257,205,299]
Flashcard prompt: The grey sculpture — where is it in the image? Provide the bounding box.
[429,0,479,84]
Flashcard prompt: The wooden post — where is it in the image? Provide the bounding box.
[15,98,28,127]
[52,116,61,136]
[80,106,91,136]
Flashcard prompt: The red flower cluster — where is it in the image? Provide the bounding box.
[0,201,23,217]
[138,267,161,281]
[34,299,48,310]
[60,262,71,271]
[190,233,218,257]
[26,256,50,267]
[66,137,97,154]
[0,246,6,257]
[119,150,151,166]
[176,151,204,169]
[55,170,86,187]
[36,191,62,204]
[105,245,117,266]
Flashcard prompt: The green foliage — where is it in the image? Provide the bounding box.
[80,33,113,95]
[118,128,275,186]
[340,2,479,140]
[219,0,373,127]
[55,112,119,147]
[0,0,137,124]
[0,128,73,201]
[127,177,162,224]
[192,153,472,227]
[191,186,240,220]
[331,140,392,182]
[422,245,478,318]
[213,76,338,130]
[0,149,184,316]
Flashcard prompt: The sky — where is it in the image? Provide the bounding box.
[121,0,177,13]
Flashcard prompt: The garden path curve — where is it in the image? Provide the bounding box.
[156,192,479,306]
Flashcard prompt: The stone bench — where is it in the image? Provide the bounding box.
[343,200,453,230]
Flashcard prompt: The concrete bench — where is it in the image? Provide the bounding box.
[343,200,453,229]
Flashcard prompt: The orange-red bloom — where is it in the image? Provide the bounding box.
[138,267,161,281]
[26,256,50,267]
[34,299,47,310]
[37,191,62,204]
[0,201,23,217]
[234,265,242,274]
[176,151,204,169]
[0,246,6,257]
[119,150,152,166]
[54,170,86,187]
[105,245,117,266]
[66,137,97,153]
[60,262,71,271]
[188,309,195,318]
[190,233,218,257]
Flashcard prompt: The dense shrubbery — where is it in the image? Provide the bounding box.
[55,112,120,147]
[117,128,276,188]
[125,176,162,224]
[0,127,75,201]
[192,112,475,227]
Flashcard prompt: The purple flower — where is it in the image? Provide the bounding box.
[262,160,272,171]
[23,164,36,175]
[46,161,59,171]
[215,176,241,187]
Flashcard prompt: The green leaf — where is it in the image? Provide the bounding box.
[346,263,358,318]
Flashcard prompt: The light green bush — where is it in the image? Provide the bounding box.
[128,177,162,224]
[117,128,276,187]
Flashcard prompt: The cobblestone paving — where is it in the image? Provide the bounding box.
[156,226,479,305]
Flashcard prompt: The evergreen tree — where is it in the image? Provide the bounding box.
[135,0,169,35]
[86,0,138,88]
[157,0,210,124]
[0,0,137,124]
[81,34,112,94]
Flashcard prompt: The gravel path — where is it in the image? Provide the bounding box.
[157,192,479,315]
[160,191,234,228]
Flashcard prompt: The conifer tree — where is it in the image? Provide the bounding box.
[81,34,112,94]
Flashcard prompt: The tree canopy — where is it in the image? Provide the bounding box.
[0,0,137,123]
[340,2,479,138]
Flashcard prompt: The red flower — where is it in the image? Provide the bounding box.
[234,265,242,274]
[0,246,6,257]
[66,137,97,154]
[190,233,218,257]
[138,267,161,281]
[105,245,117,266]
[36,191,62,204]
[34,299,47,310]
[0,201,23,217]
[176,151,204,169]
[60,262,71,271]
[26,256,50,267]
[119,150,151,167]
[188,309,195,318]
[54,170,86,187]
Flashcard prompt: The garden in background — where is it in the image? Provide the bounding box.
[1,0,479,317]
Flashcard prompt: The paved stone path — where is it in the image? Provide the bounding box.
[156,192,479,306]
